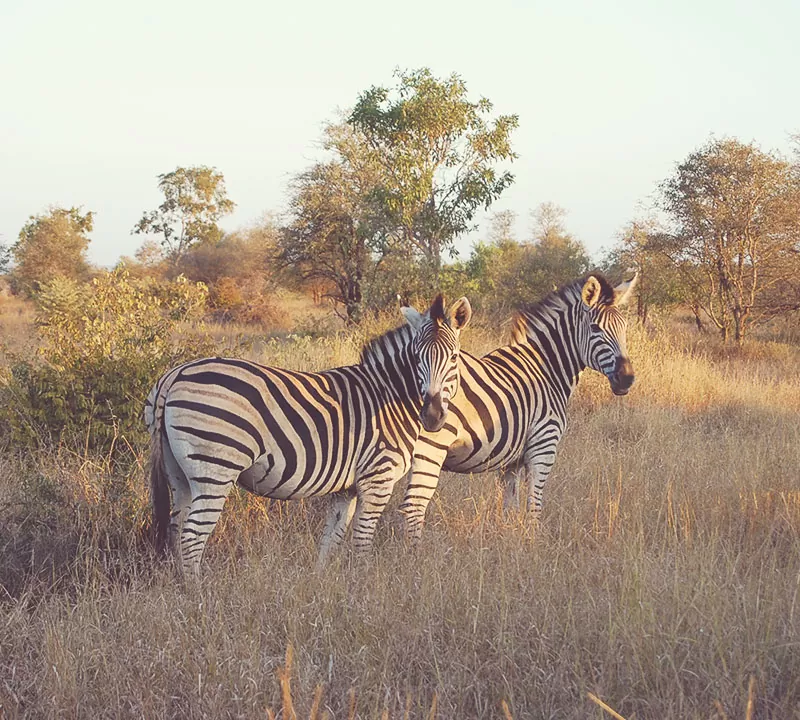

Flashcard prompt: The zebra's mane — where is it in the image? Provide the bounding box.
[359,322,415,369]
[511,273,615,344]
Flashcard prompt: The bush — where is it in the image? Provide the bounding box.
[0,268,214,463]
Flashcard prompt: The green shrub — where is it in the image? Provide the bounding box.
[1,268,214,463]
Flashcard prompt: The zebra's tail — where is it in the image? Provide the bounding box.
[149,428,171,555]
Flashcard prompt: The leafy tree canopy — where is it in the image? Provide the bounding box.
[133,166,235,264]
[660,138,800,342]
[12,206,94,293]
[348,68,518,279]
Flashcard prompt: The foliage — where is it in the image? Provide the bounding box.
[179,218,280,286]
[281,125,384,324]
[32,275,90,324]
[12,206,94,294]
[602,220,686,325]
[133,166,236,264]
[659,138,800,343]
[525,202,592,292]
[1,268,212,461]
[441,207,591,315]
[0,241,11,274]
[349,67,518,281]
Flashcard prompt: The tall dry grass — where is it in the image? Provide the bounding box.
[1,318,799,718]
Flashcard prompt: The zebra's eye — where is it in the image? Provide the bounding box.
[451,353,458,362]
[590,323,602,334]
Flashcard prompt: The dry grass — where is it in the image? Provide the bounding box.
[1,316,799,718]
[0,295,36,360]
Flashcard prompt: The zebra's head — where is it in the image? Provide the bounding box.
[401,294,472,432]
[580,273,637,396]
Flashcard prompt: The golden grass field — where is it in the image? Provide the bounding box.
[1,299,799,719]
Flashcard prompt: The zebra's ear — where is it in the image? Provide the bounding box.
[401,305,426,331]
[613,272,639,307]
[581,276,603,309]
[448,297,472,331]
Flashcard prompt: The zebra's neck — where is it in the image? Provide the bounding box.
[359,324,420,407]
[511,282,586,401]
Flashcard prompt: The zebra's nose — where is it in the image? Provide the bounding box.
[610,358,635,395]
[420,392,447,432]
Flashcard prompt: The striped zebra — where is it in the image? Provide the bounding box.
[145,294,472,575]
[400,274,636,541]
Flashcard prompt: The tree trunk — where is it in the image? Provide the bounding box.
[734,312,746,345]
[344,278,363,325]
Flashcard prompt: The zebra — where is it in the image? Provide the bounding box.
[145,294,472,575]
[399,273,637,542]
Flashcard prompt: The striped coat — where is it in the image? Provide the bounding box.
[400,274,636,541]
[145,295,472,574]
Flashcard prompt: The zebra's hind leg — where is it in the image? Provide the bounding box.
[177,476,239,576]
[317,489,358,568]
[161,437,191,566]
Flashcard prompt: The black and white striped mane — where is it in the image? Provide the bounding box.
[359,324,415,370]
[510,273,615,344]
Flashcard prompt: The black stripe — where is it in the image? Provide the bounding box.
[166,399,266,456]
[172,425,255,461]
[187,453,245,471]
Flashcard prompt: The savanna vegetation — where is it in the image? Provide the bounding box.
[1,67,799,718]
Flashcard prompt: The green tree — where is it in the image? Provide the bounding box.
[2,269,211,460]
[179,217,280,286]
[439,206,592,315]
[12,206,93,293]
[660,138,800,343]
[526,203,592,291]
[281,124,385,324]
[602,220,685,326]
[0,242,11,274]
[349,68,518,282]
[133,166,236,264]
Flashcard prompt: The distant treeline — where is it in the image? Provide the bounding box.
[2,69,799,342]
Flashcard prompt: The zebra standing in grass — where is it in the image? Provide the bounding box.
[399,274,636,541]
[145,295,472,575]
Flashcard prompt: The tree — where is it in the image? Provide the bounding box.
[0,242,11,274]
[603,220,685,325]
[440,205,591,315]
[348,68,518,283]
[526,203,592,290]
[12,206,93,293]
[660,138,800,343]
[281,125,384,323]
[133,166,236,264]
[179,217,280,286]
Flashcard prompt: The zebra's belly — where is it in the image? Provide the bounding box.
[442,438,523,475]
[236,453,355,500]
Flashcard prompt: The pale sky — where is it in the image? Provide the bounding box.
[1,0,798,267]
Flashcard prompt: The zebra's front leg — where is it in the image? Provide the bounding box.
[317,489,358,568]
[516,417,564,521]
[500,464,524,512]
[351,473,400,555]
[399,433,452,544]
[523,438,561,521]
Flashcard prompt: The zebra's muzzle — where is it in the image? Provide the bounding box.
[609,358,635,396]
[420,392,448,432]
